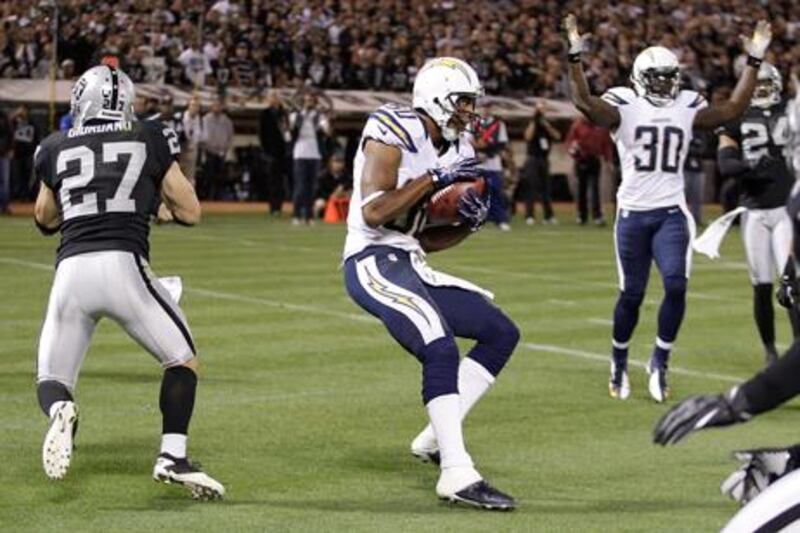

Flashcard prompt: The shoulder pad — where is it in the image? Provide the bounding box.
[678,90,708,109]
[364,104,425,153]
[601,87,635,107]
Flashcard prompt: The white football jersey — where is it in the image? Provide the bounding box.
[343,104,474,260]
[602,87,708,210]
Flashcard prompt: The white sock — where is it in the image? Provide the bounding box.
[426,394,472,469]
[160,433,187,458]
[413,359,495,450]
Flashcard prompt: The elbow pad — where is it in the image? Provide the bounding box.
[717,146,750,178]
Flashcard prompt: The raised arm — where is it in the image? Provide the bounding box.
[694,20,772,130]
[563,14,620,129]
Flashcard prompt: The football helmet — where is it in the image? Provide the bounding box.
[412,57,484,141]
[631,46,681,106]
[752,62,782,109]
[70,65,136,128]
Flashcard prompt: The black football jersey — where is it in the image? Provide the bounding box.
[34,119,180,263]
[718,100,793,209]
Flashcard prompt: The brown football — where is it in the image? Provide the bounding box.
[426,178,486,226]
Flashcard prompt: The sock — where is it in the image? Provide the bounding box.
[789,305,800,340]
[611,339,629,370]
[426,394,472,469]
[651,337,672,370]
[753,283,776,347]
[161,433,188,458]
[414,358,496,450]
[160,366,197,447]
[37,380,73,417]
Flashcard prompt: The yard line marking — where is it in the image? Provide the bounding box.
[522,342,742,384]
[547,299,577,307]
[0,255,747,385]
[587,318,613,326]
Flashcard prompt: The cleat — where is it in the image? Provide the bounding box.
[42,401,78,480]
[153,453,225,500]
[647,364,670,403]
[440,480,517,511]
[608,361,630,400]
[410,427,440,465]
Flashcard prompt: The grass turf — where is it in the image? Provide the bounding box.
[0,210,797,532]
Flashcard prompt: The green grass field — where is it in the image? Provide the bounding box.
[1,209,798,532]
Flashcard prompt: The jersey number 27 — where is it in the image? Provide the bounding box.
[57,142,146,221]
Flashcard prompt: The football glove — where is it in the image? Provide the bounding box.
[429,157,481,190]
[720,447,800,505]
[457,188,490,232]
[562,14,591,55]
[777,260,798,309]
[741,20,772,60]
[653,388,751,446]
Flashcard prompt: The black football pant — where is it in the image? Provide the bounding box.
[521,156,553,220]
[576,156,602,223]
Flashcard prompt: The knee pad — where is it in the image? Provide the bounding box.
[37,380,73,417]
[470,314,520,377]
[419,338,460,404]
[663,276,687,300]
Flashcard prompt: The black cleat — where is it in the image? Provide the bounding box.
[411,449,441,466]
[443,480,517,511]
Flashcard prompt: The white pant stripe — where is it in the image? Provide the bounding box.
[355,256,446,345]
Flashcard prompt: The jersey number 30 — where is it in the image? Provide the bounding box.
[57,142,146,221]
[634,126,684,173]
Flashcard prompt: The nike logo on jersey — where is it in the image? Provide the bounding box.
[378,126,389,136]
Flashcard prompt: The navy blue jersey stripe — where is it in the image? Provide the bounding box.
[688,94,706,109]
[603,91,629,105]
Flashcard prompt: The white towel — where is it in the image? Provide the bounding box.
[158,276,183,303]
[692,207,747,259]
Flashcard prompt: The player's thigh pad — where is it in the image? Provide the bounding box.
[770,207,793,278]
[722,468,800,533]
[614,210,654,292]
[37,257,98,389]
[345,248,448,354]
[652,207,692,279]
[91,252,195,367]
[742,209,777,284]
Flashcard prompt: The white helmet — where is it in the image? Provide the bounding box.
[412,57,483,141]
[70,65,136,128]
[631,46,681,106]
[752,62,782,108]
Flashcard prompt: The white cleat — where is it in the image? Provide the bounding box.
[410,427,440,465]
[647,365,670,403]
[42,401,78,480]
[153,453,225,500]
[608,361,630,400]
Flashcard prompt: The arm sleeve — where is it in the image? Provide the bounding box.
[739,340,800,416]
[717,146,750,178]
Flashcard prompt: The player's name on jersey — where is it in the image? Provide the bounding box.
[68,121,134,138]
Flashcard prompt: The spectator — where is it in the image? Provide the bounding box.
[178,38,212,88]
[521,101,561,225]
[314,151,352,222]
[258,91,288,214]
[200,98,234,200]
[288,91,331,225]
[565,116,613,226]
[9,104,37,201]
[471,103,510,231]
[0,108,11,214]
[229,41,258,87]
[182,96,203,186]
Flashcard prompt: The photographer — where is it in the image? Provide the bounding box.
[521,102,561,225]
[288,91,331,225]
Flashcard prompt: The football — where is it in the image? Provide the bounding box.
[426,178,486,226]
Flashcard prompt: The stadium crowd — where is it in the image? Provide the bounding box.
[0,1,798,97]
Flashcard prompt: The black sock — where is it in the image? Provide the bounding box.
[788,305,800,340]
[37,380,73,417]
[160,366,197,435]
[753,284,775,348]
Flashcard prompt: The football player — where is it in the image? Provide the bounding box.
[342,57,519,509]
[564,14,772,402]
[654,178,800,529]
[33,66,224,499]
[716,62,800,365]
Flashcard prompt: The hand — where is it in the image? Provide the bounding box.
[777,275,798,309]
[653,390,749,446]
[563,14,590,55]
[429,157,481,189]
[741,20,772,59]
[720,447,797,505]
[457,188,489,232]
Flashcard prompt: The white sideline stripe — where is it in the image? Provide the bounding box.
[522,342,742,384]
[2,255,745,385]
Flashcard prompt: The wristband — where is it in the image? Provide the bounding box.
[567,52,581,64]
[747,55,762,68]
